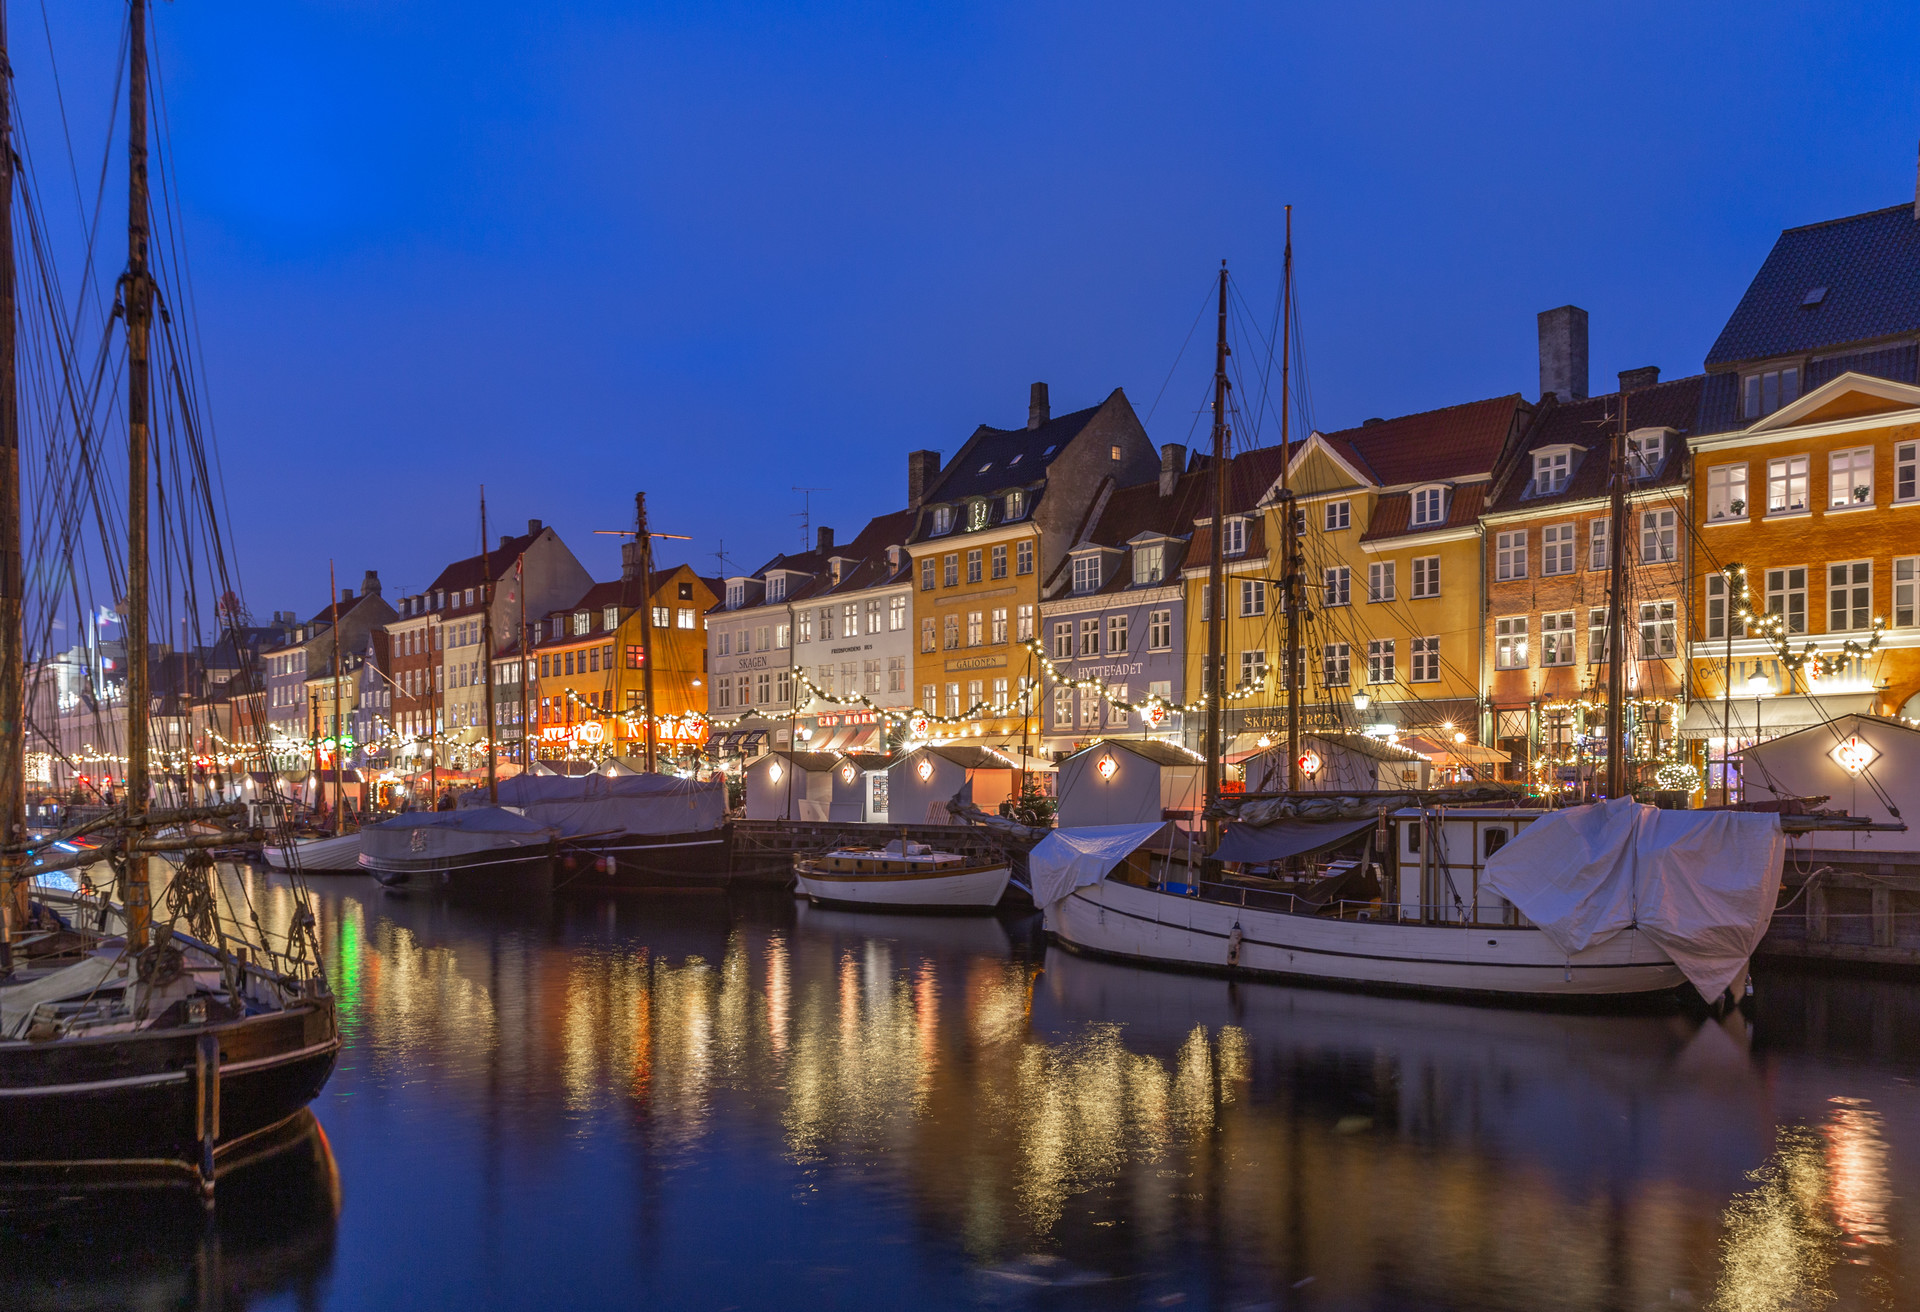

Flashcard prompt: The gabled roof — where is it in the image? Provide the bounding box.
[1734,371,1920,437]
[1705,202,1920,368]
[1486,374,1704,513]
[1062,737,1202,768]
[429,530,544,595]
[900,743,1016,771]
[1360,481,1487,543]
[1317,394,1528,488]
[921,398,1110,505]
[1061,468,1215,595]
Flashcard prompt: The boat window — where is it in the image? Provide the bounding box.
[1404,821,1420,854]
[1484,827,1508,858]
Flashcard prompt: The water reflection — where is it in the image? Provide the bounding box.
[26,868,1920,1309]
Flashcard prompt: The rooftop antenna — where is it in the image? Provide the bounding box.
[711,540,736,577]
[792,486,828,551]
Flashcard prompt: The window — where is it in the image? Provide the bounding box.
[946,682,961,717]
[1496,530,1527,581]
[1006,490,1026,519]
[1494,617,1527,670]
[1589,519,1610,571]
[991,544,1007,579]
[864,659,882,695]
[889,596,906,630]
[1899,442,1919,503]
[1639,509,1676,563]
[1588,607,1610,664]
[1072,556,1101,593]
[1742,366,1800,419]
[1053,621,1073,660]
[1627,430,1665,479]
[756,672,772,704]
[1410,636,1440,682]
[1542,523,1575,575]
[1541,612,1575,666]
[1765,567,1808,634]
[1148,609,1172,651]
[1079,689,1100,728]
[857,600,877,634]
[888,657,905,693]
[943,615,960,650]
[1292,508,1306,537]
[1638,601,1677,658]
[1222,517,1247,555]
[967,500,989,531]
[836,605,854,639]
[1243,578,1269,616]
[921,617,936,653]
[1016,541,1033,575]
[1367,639,1396,684]
[1107,684,1130,729]
[1321,568,1348,607]
[1016,604,1034,641]
[1828,562,1871,631]
[1410,556,1439,599]
[1324,500,1350,531]
[1411,486,1446,526]
[1090,615,1123,657]
[766,574,786,602]
[716,679,731,709]
[1708,464,1749,522]
[1368,561,1395,603]
[967,611,983,646]
[1530,450,1570,496]
[1322,642,1350,687]
[1706,574,1746,640]
[966,549,983,584]
[1052,687,1072,729]
[991,608,1008,644]
[1767,456,1810,514]
[776,623,790,649]
[923,684,938,715]
[920,559,935,591]
[931,506,954,535]
[626,644,645,669]
[564,651,575,676]
[777,670,793,703]
[678,607,696,629]
[651,605,669,627]
[1240,650,1267,688]
[1133,543,1165,584]
[819,607,833,639]
[1830,448,1875,508]
[966,678,983,713]
[943,554,959,588]
[1895,557,1918,628]
[1079,617,1101,657]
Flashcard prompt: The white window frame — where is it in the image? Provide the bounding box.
[1324,500,1350,531]
[1496,530,1527,581]
[1133,543,1165,584]
[1541,523,1574,576]
[1241,579,1268,617]
[1322,642,1350,688]
[1588,607,1610,665]
[1148,609,1172,651]
[1639,508,1676,564]
[1222,517,1247,556]
[1321,568,1349,608]
[1366,638,1395,685]
[1411,555,1439,599]
[1239,650,1267,689]
[931,505,954,535]
[1540,611,1575,666]
[1052,621,1073,660]
[1588,519,1610,571]
[1705,574,1746,641]
[1897,442,1919,505]
[1410,636,1440,683]
[1107,614,1128,654]
[1829,447,1875,509]
[1767,456,1810,515]
[1827,561,1871,632]
[1765,566,1808,635]
[1072,556,1100,594]
[1368,560,1395,603]
[1743,366,1800,420]
[1894,557,1918,628]
[1494,616,1528,670]
[1638,600,1677,659]
[1626,429,1665,480]
[1410,485,1447,527]
[1079,616,1100,657]
[1707,464,1748,522]
[1530,449,1570,496]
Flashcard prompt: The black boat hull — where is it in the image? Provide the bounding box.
[0,998,338,1172]
[560,830,730,891]
[363,845,554,893]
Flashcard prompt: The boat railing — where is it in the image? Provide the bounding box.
[1165,878,1528,928]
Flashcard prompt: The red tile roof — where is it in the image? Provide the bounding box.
[1360,481,1488,543]
[1323,395,1527,488]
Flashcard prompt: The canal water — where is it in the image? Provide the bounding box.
[4,868,1918,1310]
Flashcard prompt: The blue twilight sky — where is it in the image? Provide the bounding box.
[18,1,1920,617]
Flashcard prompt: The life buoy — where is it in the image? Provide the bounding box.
[1227,923,1243,969]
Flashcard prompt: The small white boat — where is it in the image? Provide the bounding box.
[793,840,1010,910]
[263,831,365,873]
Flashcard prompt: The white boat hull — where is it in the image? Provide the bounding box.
[262,832,364,873]
[795,863,1011,910]
[1045,878,1689,999]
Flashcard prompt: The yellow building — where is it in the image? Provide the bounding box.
[1235,396,1530,753]
[1683,373,1920,787]
[905,384,1158,754]
[1178,446,1284,754]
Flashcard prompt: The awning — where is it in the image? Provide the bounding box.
[1678,692,1879,740]
[841,725,884,753]
[1402,735,1509,766]
[1213,815,1376,865]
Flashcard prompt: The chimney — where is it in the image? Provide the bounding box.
[621,539,641,582]
[1159,444,1186,496]
[526,518,543,535]
[1537,305,1589,402]
[1028,382,1049,429]
[907,449,942,507]
[500,535,512,550]
[816,526,834,553]
[340,588,354,604]
[361,569,381,598]
[1618,365,1660,393]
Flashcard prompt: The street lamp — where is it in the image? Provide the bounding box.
[1352,688,1371,713]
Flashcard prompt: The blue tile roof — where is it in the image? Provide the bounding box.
[1705,203,1920,367]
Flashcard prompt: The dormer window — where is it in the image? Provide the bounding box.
[603,606,619,630]
[1627,429,1666,480]
[1005,489,1026,520]
[1743,366,1800,419]
[1530,449,1571,496]
[1133,543,1165,584]
[725,582,745,609]
[1222,517,1247,556]
[967,499,989,531]
[887,545,901,570]
[1410,486,1447,527]
[1072,556,1101,594]
[573,612,591,636]
[830,560,846,584]
[931,506,955,535]
[766,574,785,601]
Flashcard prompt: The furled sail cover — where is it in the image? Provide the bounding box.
[466,772,726,837]
[1481,797,1785,999]
[362,807,557,864]
[1029,822,1174,910]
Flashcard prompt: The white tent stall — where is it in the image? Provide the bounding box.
[886,745,1033,826]
[1737,713,1920,855]
[1055,739,1204,829]
[1244,731,1431,793]
[743,750,839,821]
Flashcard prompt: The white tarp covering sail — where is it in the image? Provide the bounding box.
[1482,797,1785,1000]
[1029,822,1174,910]
[362,808,557,865]
[463,773,726,838]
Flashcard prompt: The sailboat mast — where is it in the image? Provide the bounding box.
[516,554,527,768]
[636,492,658,773]
[1202,262,1229,827]
[123,0,154,950]
[329,559,342,830]
[481,489,497,802]
[1281,207,1300,790]
[1605,392,1629,797]
[0,4,26,937]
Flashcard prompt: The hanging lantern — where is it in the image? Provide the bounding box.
[1095,753,1118,781]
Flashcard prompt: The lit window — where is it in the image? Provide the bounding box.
[1494,617,1528,670]
[1707,464,1748,521]
[1133,543,1165,584]
[991,607,1008,643]
[931,506,954,534]
[889,596,906,630]
[1072,556,1101,593]
[1767,456,1810,514]
[1540,612,1574,666]
[967,611,983,646]
[1829,448,1875,508]
[1240,650,1266,688]
[1006,490,1026,519]
[968,500,989,530]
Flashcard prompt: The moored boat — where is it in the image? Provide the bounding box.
[471,772,729,890]
[793,840,1010,911]
[263,831,364,874]
[358,809,557,892]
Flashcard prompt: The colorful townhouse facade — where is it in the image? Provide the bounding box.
[784,511,916,755]
[1179,446,1283,753]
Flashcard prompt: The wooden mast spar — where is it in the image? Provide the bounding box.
[1202,262,1229,841]
[636,492,657,773]
[481,488,497,802]
[124,0,154,950]
[1605,390,1630,797]
[1281,208,1300,790]
[0,1,25,943]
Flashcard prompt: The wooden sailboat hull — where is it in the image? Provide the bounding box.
[0,999,338,1172]
[794,861,1011,911]
[361,846,553,893]
[262,832,364,873]
[1046,878,1689,1000]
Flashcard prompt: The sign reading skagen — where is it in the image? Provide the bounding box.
[732,655,771,671]
[944,654,1007,672]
